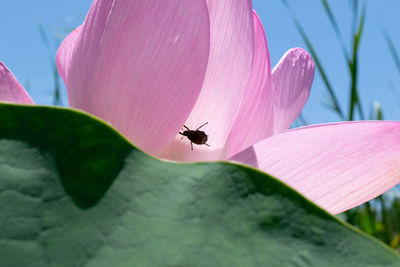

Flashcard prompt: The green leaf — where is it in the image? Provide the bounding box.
[0,103,399,266]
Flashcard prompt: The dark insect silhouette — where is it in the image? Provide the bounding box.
[179,122,210,150]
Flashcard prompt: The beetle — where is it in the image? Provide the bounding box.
[179,122,210,150]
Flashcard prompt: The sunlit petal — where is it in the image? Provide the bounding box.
[225,11,271,157]
[270,48,314,134]
[0,62,34,104]
[231,121,400,214]
[162,0,254,161]
[58,0,211,155]
[56,25,82,84]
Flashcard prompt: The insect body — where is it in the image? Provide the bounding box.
[179,122,210,150]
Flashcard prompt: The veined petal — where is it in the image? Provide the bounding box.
[56,26,82,85]
[270,48,314,134]
[231,121,400,214]
[161,0,254,161]
[60,0,211,155]
[0,62,34,104]
[225,48,314,158]
[224,11,272,158]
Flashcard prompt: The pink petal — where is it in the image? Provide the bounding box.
[58,0,210,156]
[224,11,272,158]
[161,0,254,161]
[56,26,82,85]
[270,48,314,134]
[0,62,34,104]
[225,48,314,158]
[231,121,400,214]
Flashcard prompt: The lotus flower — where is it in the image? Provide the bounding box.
[1,0,400,215]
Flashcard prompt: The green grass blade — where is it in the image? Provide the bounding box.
[379,195,392,245]
[320,0,350,61]
[374,101,384,121]
[37,23,63,106]
[384,31,400,76]
[282,0,345,119]
[294,19,345,119]
[348,4,366,121]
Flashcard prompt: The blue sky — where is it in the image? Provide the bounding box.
[1,0,400,124]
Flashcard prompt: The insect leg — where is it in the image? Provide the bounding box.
[190,142,193,150]
[196,122,208,131]
[205,143,210,147]
[183,125,190,131]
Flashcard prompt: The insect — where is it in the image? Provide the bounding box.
[179,122,210,150]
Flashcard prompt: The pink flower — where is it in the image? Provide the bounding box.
[0,62,34,105]
[1,0,400,215]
